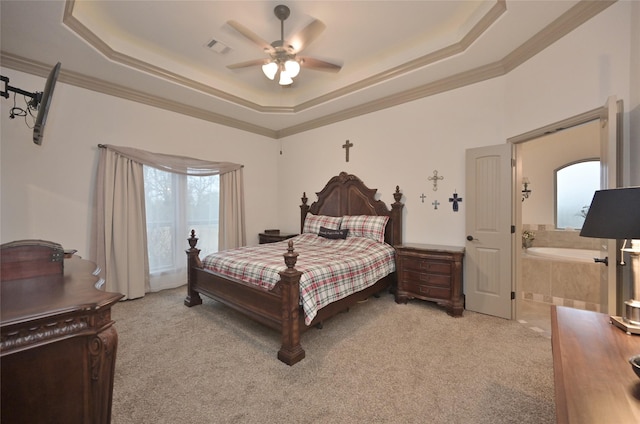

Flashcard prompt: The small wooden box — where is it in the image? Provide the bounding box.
[258,232,297,244]
[0,240,64,281]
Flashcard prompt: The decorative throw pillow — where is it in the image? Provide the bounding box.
[318,226,349,240]
[340,215,389,243]
[302,213,342,234]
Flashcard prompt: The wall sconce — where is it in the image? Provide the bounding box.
[522,177,532,202]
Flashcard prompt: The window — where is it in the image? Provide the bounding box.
[555,160,599,229]
[144,166,219,288]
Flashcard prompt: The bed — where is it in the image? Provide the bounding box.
[184,172,404,365]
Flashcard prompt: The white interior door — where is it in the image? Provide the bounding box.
[464,144,514,319]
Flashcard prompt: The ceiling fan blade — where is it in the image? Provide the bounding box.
[227,20,273,52]
[227,59,267,70]
[290,19,326,53]
[299,57,342,72]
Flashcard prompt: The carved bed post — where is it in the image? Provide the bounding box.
[300,192,309,234]
[184,230,203,307]
[391,186,404,246]
[277,241,305,365]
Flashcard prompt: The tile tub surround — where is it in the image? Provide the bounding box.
[521,224,601,250]
[521,254,602,312]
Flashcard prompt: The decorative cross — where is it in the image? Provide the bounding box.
[420,193,427,203]
[342,140,353,162]
[449,191,463,212]
[428,170,444,191]
[432,200,440,210]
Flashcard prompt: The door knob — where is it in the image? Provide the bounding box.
[467,235,475,241]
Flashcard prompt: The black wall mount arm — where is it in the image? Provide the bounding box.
[1,75,41,106]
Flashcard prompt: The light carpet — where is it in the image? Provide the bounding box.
[111,286,555,423]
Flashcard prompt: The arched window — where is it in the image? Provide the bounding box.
[555,159,599,229]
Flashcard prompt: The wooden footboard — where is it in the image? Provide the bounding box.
[184,230,306,365]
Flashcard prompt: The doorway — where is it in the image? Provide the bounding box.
[509,98,622,329]
[515,121,600,332]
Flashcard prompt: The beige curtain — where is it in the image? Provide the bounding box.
[91,144,243,299]
[219,168,246,250]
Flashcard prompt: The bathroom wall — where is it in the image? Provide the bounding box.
[521,224,601,250]
[520,119,600,248]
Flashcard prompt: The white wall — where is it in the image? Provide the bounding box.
[277,77,505,246]
[278,1,637,247]
[1,1,637,256]
[506,1,637,185]
[0,72,280,257]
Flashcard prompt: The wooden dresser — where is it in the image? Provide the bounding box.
[1,241,123,424]
[551,305,640,423]
[394,243,464,316]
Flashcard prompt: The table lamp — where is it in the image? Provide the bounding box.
[580,187,640,333]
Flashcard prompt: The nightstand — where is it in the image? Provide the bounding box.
[258,232,298,244]
[395,243,464,317]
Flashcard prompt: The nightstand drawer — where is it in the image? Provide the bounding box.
[403,282,451,299]
[402,269,450,287]
[401,257,450,274]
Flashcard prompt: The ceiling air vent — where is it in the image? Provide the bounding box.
[205,38,230,54]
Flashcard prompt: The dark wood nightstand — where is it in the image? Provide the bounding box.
[258,232,298,244]
[395,243,464,317]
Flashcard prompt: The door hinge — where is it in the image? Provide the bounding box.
[511,291,516,300]
[511,225,516,234]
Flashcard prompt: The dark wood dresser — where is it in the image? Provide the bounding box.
[1,240,123,424]
[552,305,640,423]
[394,243,464,316]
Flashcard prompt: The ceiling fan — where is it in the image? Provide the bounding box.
[226,4,341,86]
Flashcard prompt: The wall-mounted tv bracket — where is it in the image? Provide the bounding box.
[1,75,41,104]
[1,75,42,117]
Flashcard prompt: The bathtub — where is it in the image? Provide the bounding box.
[521,246,602,309]
[524,247,599,264]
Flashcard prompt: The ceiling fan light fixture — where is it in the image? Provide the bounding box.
[228,4,340,85]
[279,72,293,86]
[284,59,300,78]
[279,68,293,86]
[262,61,278,80]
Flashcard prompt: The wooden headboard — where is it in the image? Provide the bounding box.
[300,172,404,246]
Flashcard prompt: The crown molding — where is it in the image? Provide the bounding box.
[0,52,278,138]
[1,0,615,139]
[62,0,505,116]
[502,0,616,72]
[291,0,507,113]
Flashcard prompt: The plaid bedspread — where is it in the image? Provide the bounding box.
[202,233,396,325]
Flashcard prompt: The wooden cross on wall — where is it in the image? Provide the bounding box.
[342,140,353,162]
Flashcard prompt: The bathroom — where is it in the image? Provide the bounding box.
[519,120,604,312]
